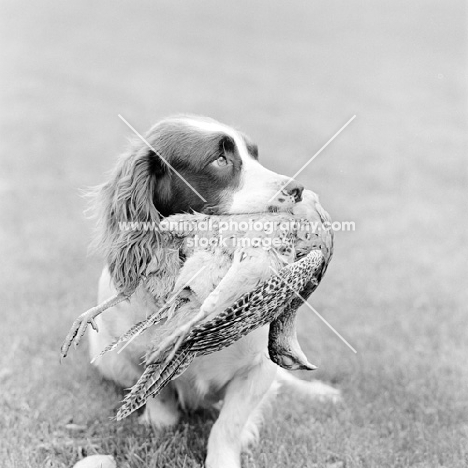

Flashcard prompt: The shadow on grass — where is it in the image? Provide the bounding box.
[76,372,218,468]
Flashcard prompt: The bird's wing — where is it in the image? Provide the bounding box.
[309,192,334,266]
[146,247,275,366]
[115,249,325,420]
[186,249,324,354]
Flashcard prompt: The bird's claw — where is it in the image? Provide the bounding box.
[61,308,100,358]
[90,318,99,332]
[60,293,129,360]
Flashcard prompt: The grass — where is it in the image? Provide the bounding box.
[0,0,467,467]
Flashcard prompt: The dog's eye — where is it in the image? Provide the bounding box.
[212,155,229,167]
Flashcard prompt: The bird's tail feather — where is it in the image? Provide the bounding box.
[116,347,194,420]
[92,309,165,362]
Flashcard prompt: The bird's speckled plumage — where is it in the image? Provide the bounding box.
[116,249,325,420]
[112,190,333,419]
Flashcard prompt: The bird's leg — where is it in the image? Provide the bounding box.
[61,292,129,358]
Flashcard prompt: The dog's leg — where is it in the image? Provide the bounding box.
[206,357,277,468]
[89,321,142,388]
[90,268,181,428]
[239,379,280,450]
[90,323,181,428]
[276,367,341,403]
[138,384,180,428]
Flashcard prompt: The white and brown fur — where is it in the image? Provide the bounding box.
[88,116,339,468]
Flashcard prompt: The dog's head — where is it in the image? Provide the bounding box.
[92,115,304,293]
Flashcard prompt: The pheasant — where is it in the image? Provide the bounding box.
[117,247,327,420]
[61,190,333,420]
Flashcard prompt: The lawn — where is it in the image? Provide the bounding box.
[0,0,467,467]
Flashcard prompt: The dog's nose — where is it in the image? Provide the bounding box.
[283,181,304,202]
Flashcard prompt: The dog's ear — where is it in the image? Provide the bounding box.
[89,142,169,295]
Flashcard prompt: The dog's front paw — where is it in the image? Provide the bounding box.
[278,369,342,404]
[138,395,180,429]
[205,453,241,468]
[298,379,342,403]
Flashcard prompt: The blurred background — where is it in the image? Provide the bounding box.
[1,1,466,467]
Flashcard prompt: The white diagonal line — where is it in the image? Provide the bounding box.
[269,266,357,354]
[269,115,356,202]
[118,114,207,202]
[115,266,207,355]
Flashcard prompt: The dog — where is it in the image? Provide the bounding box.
[88,115,339,468]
